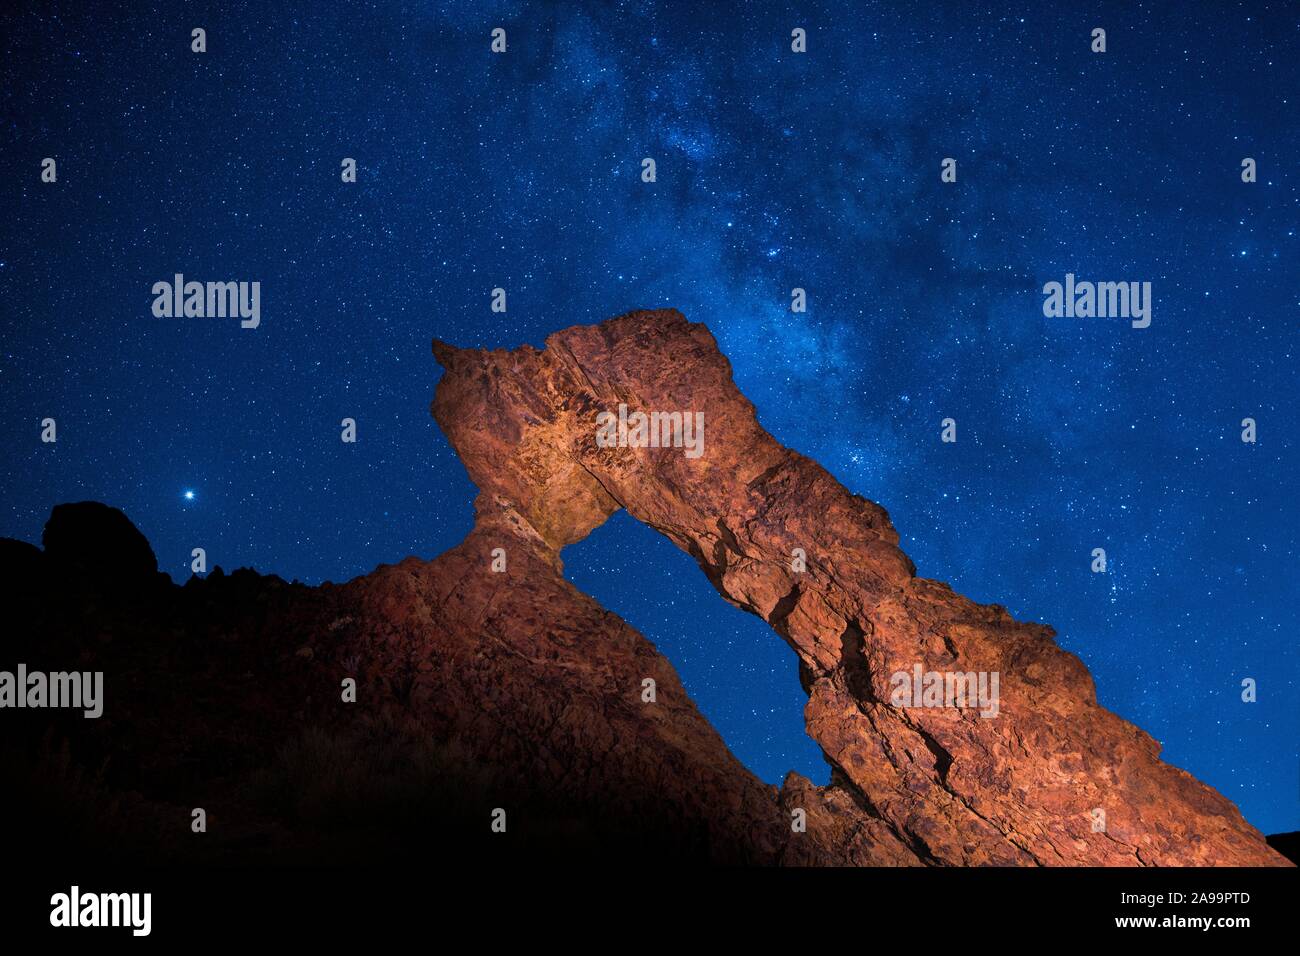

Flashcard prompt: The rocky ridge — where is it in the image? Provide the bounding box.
[0,309,1287,867]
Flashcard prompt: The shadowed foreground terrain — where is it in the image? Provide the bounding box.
[0,311,1290,866]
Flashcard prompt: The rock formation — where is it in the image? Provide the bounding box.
[0,309,1288,866]
[429,308,1287,866]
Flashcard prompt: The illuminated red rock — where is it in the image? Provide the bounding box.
[429,308,1288,867]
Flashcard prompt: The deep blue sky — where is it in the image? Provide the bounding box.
[2,1,1296,834]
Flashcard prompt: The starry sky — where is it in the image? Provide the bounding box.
[2,1,1296,834]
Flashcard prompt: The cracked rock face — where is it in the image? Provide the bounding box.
[432,309,1287,867]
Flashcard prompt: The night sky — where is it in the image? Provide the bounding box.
[2,1,1296,835]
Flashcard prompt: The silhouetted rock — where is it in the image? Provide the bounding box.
[0,537,44,578]
[1268,831,1300,865]
[42,501,158,585]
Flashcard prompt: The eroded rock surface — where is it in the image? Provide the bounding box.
[430,308,1287,867]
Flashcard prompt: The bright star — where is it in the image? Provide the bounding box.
[183,490,195,501]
